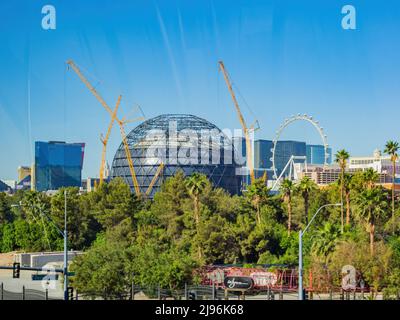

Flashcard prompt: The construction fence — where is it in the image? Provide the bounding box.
[1,283,398,300]
[73,285,392,301]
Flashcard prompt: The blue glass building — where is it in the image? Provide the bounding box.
[306,144,332,165]
[0,180,10,192]
[254,140,274,169]
[34,141,85,191]
[274,141,307,174]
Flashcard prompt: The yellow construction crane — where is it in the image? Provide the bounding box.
[117,116,141,195]
[145,162,164,196]
[218,61,256,184]
[66,59,143,195]
[99,95,121,185]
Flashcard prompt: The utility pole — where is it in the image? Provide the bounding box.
[63,190,68,301]
[11,194,69,300]
[298,203,342,300]
[298,229,303,300]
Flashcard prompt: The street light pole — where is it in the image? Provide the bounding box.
[298,229,303,300]
[63,190,68,301]
[298,203,342,300]
[11,193,69,300]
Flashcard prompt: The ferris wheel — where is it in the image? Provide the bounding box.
[270,114,329,179]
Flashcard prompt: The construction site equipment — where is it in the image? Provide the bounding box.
[218,61,256,184]
[117,116,141,195]
[66,59,143,196]
[99,95,121,185]
[145,162,164,196]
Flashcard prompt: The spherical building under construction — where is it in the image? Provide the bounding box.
[111,114,242,197]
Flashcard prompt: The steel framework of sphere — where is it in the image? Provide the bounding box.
[111,114,242,197]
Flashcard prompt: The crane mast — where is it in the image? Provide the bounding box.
[118,119,141,195]
[145,162,165,196]
[99,95,121,185]
[218,61,255,184]
[66,59,142,196]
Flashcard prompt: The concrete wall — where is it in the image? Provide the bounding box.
[14,251,83,268]
[15,253,31,267]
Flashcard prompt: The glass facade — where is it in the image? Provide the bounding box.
[306,144,332,165]
[34,141,85,192]
[111,114,242,197]
[0,179,10,192]
[274,141,307,174]
[254,140,273,169]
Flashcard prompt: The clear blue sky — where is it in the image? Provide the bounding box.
[1,0,399,180]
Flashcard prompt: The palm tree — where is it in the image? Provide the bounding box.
[335,149,350,232]
[280,179,294,235]
[185,173,208,226]
[362,168,379,190]
[246,178,270,225]
[354,187,387,255]
[297,176,316,225]
[338,173,353,226]
[185,173,209,260]
[384,140,399,232]
[312,222,341,262]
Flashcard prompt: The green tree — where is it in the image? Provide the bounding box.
[329,240,392,298]
[71,236,130,299]
[296,176,316,225]
[354,187,388,255]
[0,193,13,224]
[51,187,98,250]
[185,173,209,260]
[195,215,239,264]
[337,173,353,226]
[151,171,189,241]
[311,222,341,262]
[362,168,379,189]
[0,223,14,252]
[184,173,209,226]
[384,140,399,232]
[129,240,197,290]
[246,178,270,225]
[335,149,350,232]
[280,179,294,235]
[88,178,141,230]
[20,191,54,250]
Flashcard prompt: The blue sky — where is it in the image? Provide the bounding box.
[0,0,399,180]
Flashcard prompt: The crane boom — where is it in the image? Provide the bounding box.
[145,162,164,196]
[118,121,141,195]
[66,60,114,116]
[99,95,121,185]
[66,59,142,196]
[218,61,255,184]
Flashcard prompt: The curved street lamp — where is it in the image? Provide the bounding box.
[298,203,342,300]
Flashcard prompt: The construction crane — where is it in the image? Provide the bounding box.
[145,162,165,196]
[117,116,141,195]
[99,95,121,185]
[66,59,143,195]
[218,61,256,184]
